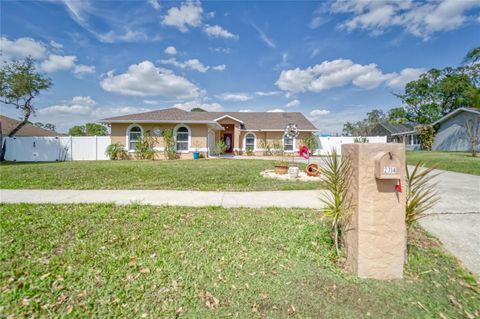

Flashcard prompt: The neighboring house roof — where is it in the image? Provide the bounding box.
[375,122,414,135]
[431,107,480,126]
[0,115,62,137]
[101,107,319,131]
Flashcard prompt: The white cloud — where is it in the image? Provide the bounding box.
[40,54,77,72]
[239,109,253,112]
[330,0,480,39]
[164,46,177,55]
[39,104,92,115]
[212,64,226,71]
[161,1,203,32]
[57,0,153,43]
[143,100,160,105]
[173,100,223,111]
[0,36,47,60]
[1,36,94,75]
[251,23,275,48]
[255,91,282,97]
[310,109,330,116]
[285,99,300,108]
[386,68,426,89]
[100,60,199,98]
[216,92,253,102]
[276,59,421,93]
[71,96,96,106]
[49,40,63,50]
[97,30,150,43]
[160,58,209,72]
[38,96,96,116]
[267,108,285,112]
[148,0,161,10]
[203,24,238,39]
[309,16,328,29]
[73,64,96,74]
[36,95,152,131]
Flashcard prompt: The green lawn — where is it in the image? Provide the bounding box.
[0,159,321,191]
[1,204,478,318]
[406,151,480,175]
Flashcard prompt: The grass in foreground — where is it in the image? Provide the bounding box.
[0,159,320,191]
[406,151,480,175]
[1,204,478,318]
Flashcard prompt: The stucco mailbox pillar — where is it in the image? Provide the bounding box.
[341,143,406,280]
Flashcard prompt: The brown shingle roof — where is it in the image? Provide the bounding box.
[0,115,62,137]
[101,108,318,131]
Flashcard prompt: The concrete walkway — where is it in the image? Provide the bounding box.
[0,189,326,209]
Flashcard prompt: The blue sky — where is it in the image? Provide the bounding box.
[1,0,479,133]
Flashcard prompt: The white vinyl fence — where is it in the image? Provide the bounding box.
[316,136,387,155]
[3,136,111,161]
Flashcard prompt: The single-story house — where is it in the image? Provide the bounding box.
[432,107,480,151]
[369,122,420,150]
[101,108,319,158]
[0,115,61,137]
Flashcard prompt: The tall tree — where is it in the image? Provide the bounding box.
[463,46,480,65]
[85,123,108,136]
[395,48,479,124]
[191,107,206,112]
[463,113,479,157]
[33,122,56,132]
[0,58,52,136]
[387,107,409,124]
[342,109,386,136]
[68,123,108,136]
[68,125,86,136]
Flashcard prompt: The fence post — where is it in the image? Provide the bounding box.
[95,136,98,160]
[70,135,73,161]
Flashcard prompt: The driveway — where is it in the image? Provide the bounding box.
[418,168,480,277]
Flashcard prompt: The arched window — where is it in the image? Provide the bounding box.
[127,125,143,150]
[245,133,255,151]
[174,125,190,152]
[283,134,294,151]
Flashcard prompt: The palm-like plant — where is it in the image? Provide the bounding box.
[405,162,440,228]
[321,149,353,256]
[105,143,127,160]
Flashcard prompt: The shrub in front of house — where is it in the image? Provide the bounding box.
[105,143,127,160]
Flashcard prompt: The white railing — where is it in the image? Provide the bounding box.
[316,136,387,155]
[3,136,111,161]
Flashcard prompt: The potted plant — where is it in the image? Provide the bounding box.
[274,160,289,174]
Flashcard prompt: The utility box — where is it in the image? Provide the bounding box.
[341,143,406,280]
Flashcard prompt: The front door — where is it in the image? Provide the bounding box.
[223,133,233,153]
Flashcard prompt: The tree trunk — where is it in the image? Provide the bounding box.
[8,108,32,137]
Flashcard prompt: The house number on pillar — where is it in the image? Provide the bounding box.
[383,166,397,174]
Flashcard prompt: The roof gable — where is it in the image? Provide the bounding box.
[377,122,414,134]
[432,107,480,125]
[0,115,62,137]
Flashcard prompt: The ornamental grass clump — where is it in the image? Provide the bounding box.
[320,149,353,257]
[406,162,440,229]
